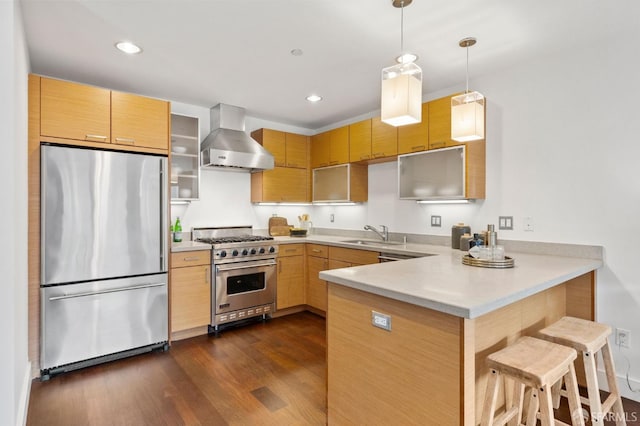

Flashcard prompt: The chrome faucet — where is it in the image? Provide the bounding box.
[364,225,388,242]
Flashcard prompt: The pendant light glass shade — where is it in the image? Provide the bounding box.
[451,91,485,142]
[381,61,422,126]
[451,37,484,142]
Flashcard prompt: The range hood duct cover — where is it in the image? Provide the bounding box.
[200,104,274,172]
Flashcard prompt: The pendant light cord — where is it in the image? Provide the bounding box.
[465,45,469,94]
[400,1,405,54]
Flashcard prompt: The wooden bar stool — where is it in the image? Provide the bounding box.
[481,336,584,426]
[537,316,626,425]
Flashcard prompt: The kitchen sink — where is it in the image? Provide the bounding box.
[340,239,404,246]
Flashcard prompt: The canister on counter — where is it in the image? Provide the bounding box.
[459,233,474,251]
[451,223,471,249]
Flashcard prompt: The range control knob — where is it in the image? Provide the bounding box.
[231,249,239,257]
[259,247,265,254]
[219,250,227,258]
[242,249,249,256]
[269,246,276,253]
[250,248,257,255]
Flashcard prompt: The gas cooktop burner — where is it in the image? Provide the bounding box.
[196,235,274,245]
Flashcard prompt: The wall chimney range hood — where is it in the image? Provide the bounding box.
[200,104,274,172]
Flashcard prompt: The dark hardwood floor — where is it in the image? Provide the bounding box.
[27,312,640,425]
[27,312,327,426]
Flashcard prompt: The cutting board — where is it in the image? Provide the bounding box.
[269,216,291,236]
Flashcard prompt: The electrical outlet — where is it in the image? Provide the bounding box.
[524,216,534,232]
[371,311,392,331]
[616,328,630,348]
[431,215,441,227]
[499,216,513,230]
[330,213,335,223]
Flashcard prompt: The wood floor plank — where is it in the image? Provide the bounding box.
[25,311,639,425]
[27,312,326,426]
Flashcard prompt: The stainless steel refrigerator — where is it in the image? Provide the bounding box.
[40,144,169,378]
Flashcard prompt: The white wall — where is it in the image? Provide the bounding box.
[170,33,640,400]
[2,0,31,425]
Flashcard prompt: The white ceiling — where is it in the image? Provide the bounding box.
[20,0,637,130]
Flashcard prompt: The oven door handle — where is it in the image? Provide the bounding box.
[216,260,277,272]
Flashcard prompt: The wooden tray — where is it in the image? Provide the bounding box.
[462,254,515,269]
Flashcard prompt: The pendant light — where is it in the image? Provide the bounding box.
[451,37,485,142]
[381,0,422,127]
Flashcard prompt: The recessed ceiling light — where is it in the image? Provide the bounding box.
[306,94,322,102]
[115,41,142,54]
[290,48,304,56]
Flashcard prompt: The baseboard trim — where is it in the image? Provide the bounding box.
[18,361,32,426]
[597,368,640,403]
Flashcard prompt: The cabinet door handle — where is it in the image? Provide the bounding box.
[115,137,136,144]
[312,249,322,253]
[411,145,425,151]
[278,260,282,273]
[285,248,297,253]
[373,152,385,158]
[329,161,339,165]
[287,162,298,167]
[85,134,107,141]
[360,155,370,160]
[204,267,209,284]
[182,256,201,262]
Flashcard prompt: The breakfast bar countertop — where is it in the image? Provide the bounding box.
[317,246,601,319]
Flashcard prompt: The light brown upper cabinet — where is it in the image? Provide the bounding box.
[41,78,111,143]
[328,126,350,166]
[39,76,169,151]
[284,132,309,168]
[398,102,429,155]
[428,95,461,150]
[251,129,310,203]
[111,91,169,150]
[371,117,397,159]
[251,129,309,169]
[349,119,372,162]
[251,167,309,203]
[310,131,330,169]
[311,126,349,168]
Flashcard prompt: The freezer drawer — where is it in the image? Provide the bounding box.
[41,274,168,371]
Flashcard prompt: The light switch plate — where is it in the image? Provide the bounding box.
[498,216,513,230]
[431,215,441,227]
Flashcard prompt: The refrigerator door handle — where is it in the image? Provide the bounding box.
[48,282,166,301]
[160,157,168,272]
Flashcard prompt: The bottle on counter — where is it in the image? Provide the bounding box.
[486,224,497,247]
[173,217,182,243]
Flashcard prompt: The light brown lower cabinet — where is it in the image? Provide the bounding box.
[277,244,305,309]
[170,251,211,333]
[305,244,379,313]
[306,244,329,311]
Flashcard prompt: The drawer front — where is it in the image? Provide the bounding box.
[278,243,305,257]
[171,250,211,267]
[306,244,329,258]
[329,247,379,265]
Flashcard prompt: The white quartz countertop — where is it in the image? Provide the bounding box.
[171,240,212,252]
[308,236,602,319]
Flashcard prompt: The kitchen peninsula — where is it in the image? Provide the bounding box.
[319,248,601,425]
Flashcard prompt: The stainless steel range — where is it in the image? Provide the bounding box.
[192,226,278,333]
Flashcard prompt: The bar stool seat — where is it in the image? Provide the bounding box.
[538,316,626,425]
[481,336,584,426]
